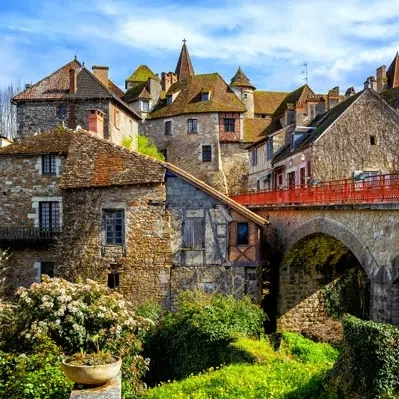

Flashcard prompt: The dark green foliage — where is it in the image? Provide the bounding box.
[326,315,399,398]
[143,291,265,385]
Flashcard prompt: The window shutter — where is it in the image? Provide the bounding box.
[183,218,204,249]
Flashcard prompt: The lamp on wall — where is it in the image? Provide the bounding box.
[300,153,305,162]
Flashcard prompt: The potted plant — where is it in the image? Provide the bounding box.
[61,351,122,386]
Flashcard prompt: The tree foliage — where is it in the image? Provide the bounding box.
[122,134,165,161]
[0,82,23,139]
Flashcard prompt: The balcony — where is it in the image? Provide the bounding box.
[0,224,62,242]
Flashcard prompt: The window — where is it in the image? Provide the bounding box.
[266,138,273,160]
[237,222,249,246]
[224,118,235,132]
[300,167,306,185]
[183,218,204,249]
[57,105,66,119]
[165,121,172,136]
[370,135,376,145]
[166,95,173,104]
[187,119,198,133]
[113,109,120,128]
[107,264,121,289]
[201,92,210,102]
[202,145,212,162]
[42,154,56,175]
[39,201,60,232]
[141,100,150,112]
[104,210,124,245]
[41,262,54,279]
[251,149,258,166]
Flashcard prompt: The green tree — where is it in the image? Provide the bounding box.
[122,134,165,161]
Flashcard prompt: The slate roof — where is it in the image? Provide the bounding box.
[380,86,399,108]
[148,73,246,119]
[387,52,399,89]
[254,91,288,115]
[125,65,159,83]
[108,80,125,98]
[122,82,147,103]
[175,42,195,80]
[13,58,141,120]
[0,129,74,155]
[272,90,364,163]
[243,118,274,142]
[272,85,314,118]
[230,67,256,89]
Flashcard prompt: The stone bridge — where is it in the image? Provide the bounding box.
[252,203,399,330]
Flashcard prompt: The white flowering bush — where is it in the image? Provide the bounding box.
[11,276,152,396]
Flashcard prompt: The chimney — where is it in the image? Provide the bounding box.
[327,86,340,110]
[364,76,377,91]
[69,68,77,94]
[376,65,387,93]
[92,66,109,87]
[88,109,104,137]
[345,87,356,99]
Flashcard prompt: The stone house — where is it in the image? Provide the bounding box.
[0,128,267,307]
[267,88,399,188]
[12,58,141,147]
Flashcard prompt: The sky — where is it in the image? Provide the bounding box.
[1,0,399,95]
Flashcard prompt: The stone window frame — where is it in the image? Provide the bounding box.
[201,144,212,162]
[42,154,57,175]
[113,109,120,129]
[369,135,377,146]
[164,120,173,136]
[102,206,126,246]
[107,264,121,289]
[28,196,63,230]
[33,261,55,283]
[187,118,198,134]
[36,155,62,176]
[141,100,150,112]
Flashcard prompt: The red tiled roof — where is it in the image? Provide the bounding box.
[148,73,246,119]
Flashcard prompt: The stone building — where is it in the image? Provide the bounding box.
[12,58,141,147]
[262,88,399,188]
[0,128,267,307]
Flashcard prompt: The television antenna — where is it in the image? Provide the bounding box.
[300,62,308,85]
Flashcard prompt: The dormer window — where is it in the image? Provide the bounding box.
[141,100,150,112]
[166,95,173,104]
[201,92,210,102]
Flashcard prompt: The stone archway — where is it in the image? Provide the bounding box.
[284,217,379,281]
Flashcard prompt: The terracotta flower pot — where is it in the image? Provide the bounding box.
[61,355,122,386]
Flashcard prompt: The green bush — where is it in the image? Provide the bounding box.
[281,332,338,365]
[143,291,265,385]
[325,315,399,398]
[0,337,72,399]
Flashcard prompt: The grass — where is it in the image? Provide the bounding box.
[143,334,339,399]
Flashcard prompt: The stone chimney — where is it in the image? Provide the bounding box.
[161,72,178,93]
[364,76,377,91]
[327,86,340,110]
[69,68,77,94]
[88,109,104,136]
[376,65,387,93]
[92,66,109,88]
[345,87,356,99]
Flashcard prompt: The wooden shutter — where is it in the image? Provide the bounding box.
[183,218,204,249]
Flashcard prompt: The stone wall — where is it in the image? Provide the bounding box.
[312,91,399,181]
[108,103,138,147]
[58,184,172,307]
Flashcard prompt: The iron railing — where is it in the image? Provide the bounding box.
[231,173,399,207]
[0,225,62,241]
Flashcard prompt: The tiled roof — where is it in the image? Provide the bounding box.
[254,91,288,115]
[230,67,256,89]
[108,79,125,98]
[61,129,164,188]
[148,73,246,119]
[122,82,147,103]
[126,65,159,83]
[163,162,268,226]
[0,129,74,155]
[243,118,274,142]
[273,85,314,118]
[175,42,195,80]
[380,86,399,108]
[272,90,364,163]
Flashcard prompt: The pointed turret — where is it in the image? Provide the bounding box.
[175,39,195,80]
[387,52,399,89]
[230,67,256,90]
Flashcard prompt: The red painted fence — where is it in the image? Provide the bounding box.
[230,173,399,207]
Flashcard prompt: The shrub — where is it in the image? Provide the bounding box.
[143,291,265,384]
[2,277,152,397]
[325,315,399,398]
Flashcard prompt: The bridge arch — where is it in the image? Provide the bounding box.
[284,216,380,281]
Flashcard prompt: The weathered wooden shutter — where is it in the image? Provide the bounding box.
[183,218,204,249]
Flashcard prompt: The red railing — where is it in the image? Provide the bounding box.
[231,173,399,207]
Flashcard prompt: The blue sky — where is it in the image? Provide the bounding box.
[2,0,399,95]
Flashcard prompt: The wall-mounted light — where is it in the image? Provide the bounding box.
[300,153,305,162]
